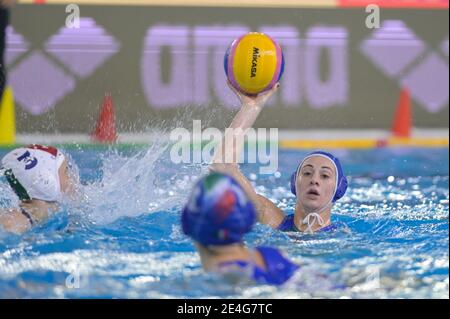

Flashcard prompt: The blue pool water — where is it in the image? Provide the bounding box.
[0,145,448,298]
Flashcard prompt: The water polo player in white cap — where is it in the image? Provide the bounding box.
[0,144,79,234]
[211,82,348,234]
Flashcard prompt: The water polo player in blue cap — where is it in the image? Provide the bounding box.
[210,82,348,233]
[182,172,299,285]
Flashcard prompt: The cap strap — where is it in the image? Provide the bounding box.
[4,169,31,201]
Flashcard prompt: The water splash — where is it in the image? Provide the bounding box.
[66,137,209,225]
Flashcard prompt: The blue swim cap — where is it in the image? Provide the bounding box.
[182,173,256,246]
[290,151,348,202]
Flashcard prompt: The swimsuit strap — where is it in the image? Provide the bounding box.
[277,214,299,232]
[279,214,340,233]
[20,208,35,226]
[218,248,261,271]
[217,247,299,285]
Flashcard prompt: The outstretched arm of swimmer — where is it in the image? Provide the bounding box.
[210,81,285,228]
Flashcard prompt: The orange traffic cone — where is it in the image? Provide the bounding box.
[391,88,412,138]
[91,92,117,143]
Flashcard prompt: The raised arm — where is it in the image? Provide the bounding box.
[210,81,285,228]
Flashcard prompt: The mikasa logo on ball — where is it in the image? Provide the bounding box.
[250,47,260,78]
[225,32,284,95]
